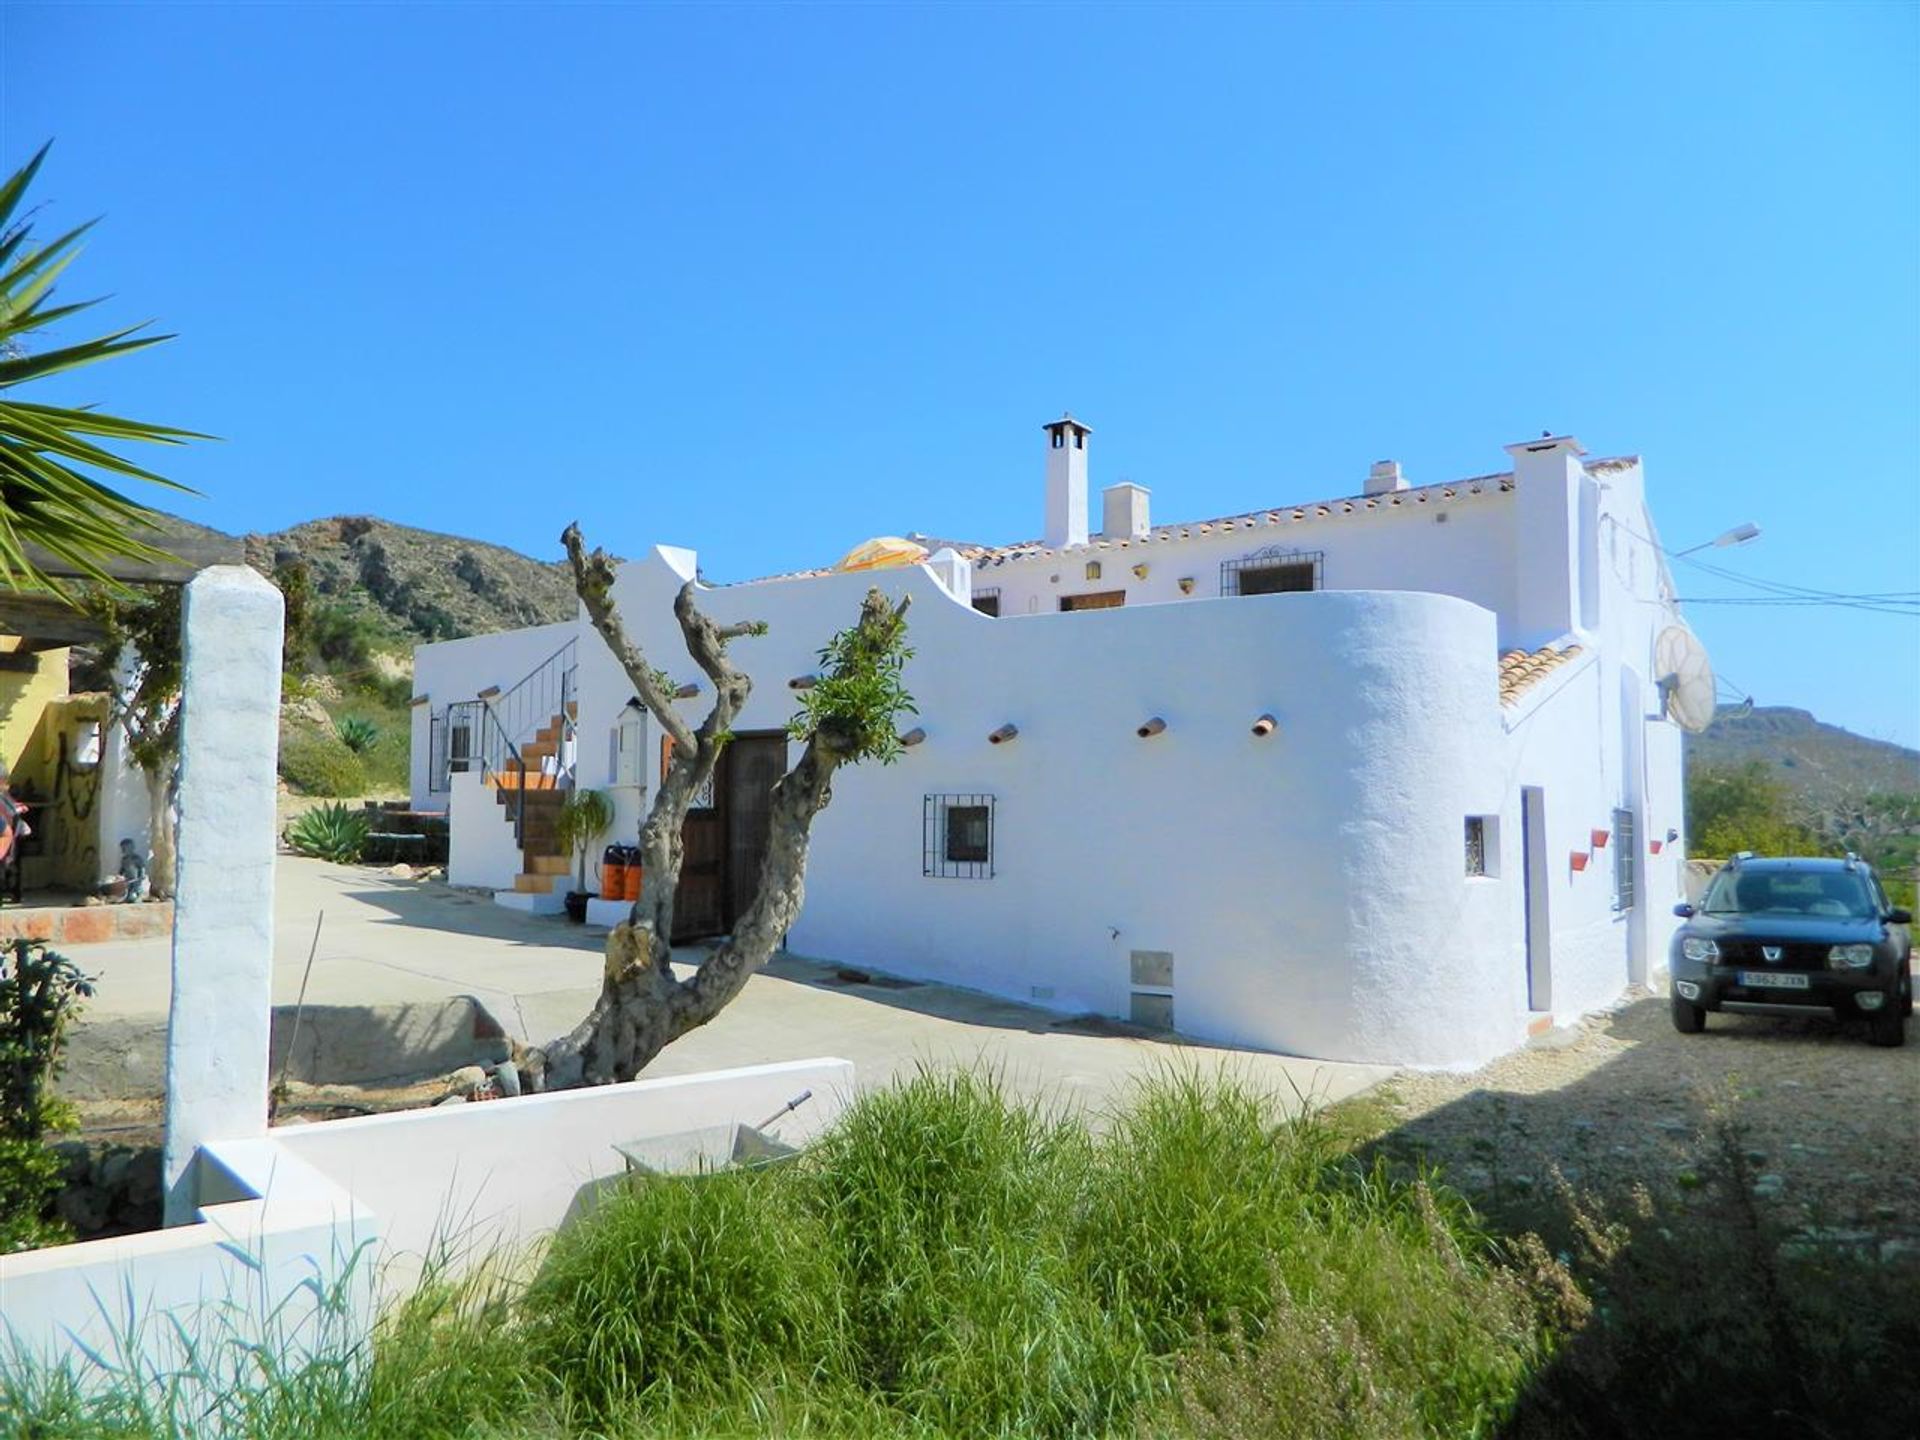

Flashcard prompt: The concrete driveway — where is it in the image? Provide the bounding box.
[72,857,1387,1115]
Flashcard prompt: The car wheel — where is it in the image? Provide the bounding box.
[1903,978,1913,1018]
[1867,1003,1906,1048]
[1671,993,1706,1034]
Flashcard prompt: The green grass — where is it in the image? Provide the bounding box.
[13,1067,1916,1438]
[0,1069,1560,1439]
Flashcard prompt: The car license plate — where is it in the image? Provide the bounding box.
[1739,971,1810,990]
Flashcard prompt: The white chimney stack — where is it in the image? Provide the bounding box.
[1365,460,1409,496]
[1102,481,1150,540]
[1043,414,1092,548]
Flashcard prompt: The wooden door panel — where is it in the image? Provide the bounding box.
[724,734,787,928]
[674,807,725,941]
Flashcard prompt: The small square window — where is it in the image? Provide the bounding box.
[946,805,990,863]
[925,794,994,878]
[1465,815,1500,878]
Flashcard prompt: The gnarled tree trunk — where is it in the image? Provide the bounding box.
[527,526,908,1090]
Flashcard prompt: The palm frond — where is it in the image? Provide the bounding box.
[0,142,205,593]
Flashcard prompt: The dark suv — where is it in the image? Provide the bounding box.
[1670,855,1912,1047]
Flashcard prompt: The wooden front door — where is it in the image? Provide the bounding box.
[670,730,787,942]
[674,768,725,942]
[724,733,788,928]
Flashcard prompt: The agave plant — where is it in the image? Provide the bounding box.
[284,803,371,864]
[0,143,205,590]
[335,715,379,754]
[554,788,615,895]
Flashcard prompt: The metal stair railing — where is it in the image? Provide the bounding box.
[440,638,579,848]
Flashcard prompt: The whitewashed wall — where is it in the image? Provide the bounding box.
[445,767,525,891]
[409,620,577,809]
[418,437,1696,1071]
[0,1059,855,1395]
[975,484,1519,641]
[571,550,1518,1068]
[271,1056,853,1295]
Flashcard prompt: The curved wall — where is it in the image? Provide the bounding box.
[578,556,1515,1070]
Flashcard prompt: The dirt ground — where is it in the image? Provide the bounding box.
[1363,988,1919,1256]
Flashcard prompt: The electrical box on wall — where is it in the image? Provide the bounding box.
[613,705,647,788]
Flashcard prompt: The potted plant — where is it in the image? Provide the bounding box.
[554,788,614,924]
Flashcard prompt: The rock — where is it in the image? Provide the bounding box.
[1873,1203,1899,1220]
[1509,1174,1536,1192]
[1459,1165,1493,1191]
[125,1151,163,1207]
[55,1184,112,1233]
[1846,1172,1873,1185]
[432,1092,467,1107]
[1743,1149,1767,1166]
[96,1147,134,1193]
[1655,1118,1689,1134]
[493,1061,522,1098]
[1879,1239,1917,1266]
[49,1139,92,1184]
[1753,1174,1785,1199]
[387,863,414,879]
[446,1065,489,1097]
[1571,1118,1597,1133]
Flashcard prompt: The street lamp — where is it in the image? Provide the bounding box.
[1670,522,1761,558]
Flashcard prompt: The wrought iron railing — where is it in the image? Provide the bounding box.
[432,639,578,845]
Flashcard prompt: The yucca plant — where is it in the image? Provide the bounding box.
[0,143,206,591]
[285,803,371,864]
[554,788,614,896]
[335,715,379,754]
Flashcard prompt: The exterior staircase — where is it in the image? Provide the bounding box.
[488,704,578,906]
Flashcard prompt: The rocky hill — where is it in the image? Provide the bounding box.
[1687,705,1920,803]
[242,516,579,646]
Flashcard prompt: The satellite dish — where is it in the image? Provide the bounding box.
[1654,625,1716,733]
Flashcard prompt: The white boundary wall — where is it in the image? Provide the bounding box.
[1,1059,854,1389]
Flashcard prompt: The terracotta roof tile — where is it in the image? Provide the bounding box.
[1498,643,1585,705]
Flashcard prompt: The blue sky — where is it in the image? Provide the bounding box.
[3,3,1916,745]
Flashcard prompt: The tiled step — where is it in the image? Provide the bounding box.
[528,855,571,877]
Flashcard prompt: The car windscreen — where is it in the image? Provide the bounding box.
[1700,868,1880,919]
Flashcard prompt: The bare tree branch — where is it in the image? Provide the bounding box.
[561,522,694,754]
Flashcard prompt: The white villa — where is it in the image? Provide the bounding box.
[410,420,1708,1071]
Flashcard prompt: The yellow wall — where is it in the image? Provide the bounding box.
[0,637,68,776]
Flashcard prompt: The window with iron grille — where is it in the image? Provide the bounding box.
[1613,808,1637,911]
[1221,547,1324,596]
[971,588,1001,617]
[924,794,994,878]
[1465,817,1487,877]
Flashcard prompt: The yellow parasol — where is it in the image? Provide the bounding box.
[834,536,928,573]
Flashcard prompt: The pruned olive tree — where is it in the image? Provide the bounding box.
[526,524,914,1090]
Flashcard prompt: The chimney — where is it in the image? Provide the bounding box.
[1364,460,1408,496]
[1042,414,1091,548]
[1101,481,1150,540]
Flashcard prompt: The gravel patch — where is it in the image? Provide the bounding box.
[1367,988,1919,1249]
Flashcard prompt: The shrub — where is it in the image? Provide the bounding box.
[553,789,614,893]
[280,732,367,797]
[334,715,379,754]
[0,940,92,1253]
[285,803,372,863]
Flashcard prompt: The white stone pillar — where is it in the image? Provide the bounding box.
[162,566,284,1225]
